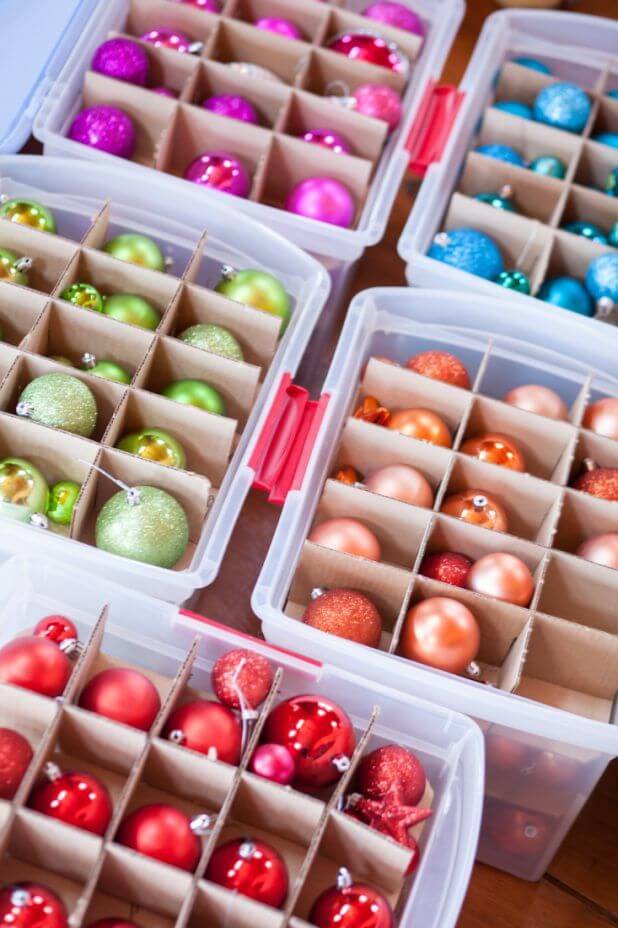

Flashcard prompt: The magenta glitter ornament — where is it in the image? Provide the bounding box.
[363,2,425,36]
[285,177,355,227]
[203,94,259,124]
[172,0,220,8]
[184,151,251,197]
[353,83,402,129]
[140,27,195,53]
[327,31,409,76]
[254,17,302,40]
[68,105,136,159]
[91,38,149,86]
[151,87,176,98]
[301,128,352,155]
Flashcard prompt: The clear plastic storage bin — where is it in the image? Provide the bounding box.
[0,554,483,928]
[0,155,329,604]
[253,286,618,880]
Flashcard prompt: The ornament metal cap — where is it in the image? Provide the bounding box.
[30,512,49,529]
[466,661,482,679]
[188,41,204,54]
[59,637,83,658]
[595,296,617,323]
[168,728,186,745]
[336,867,353,890]
[43,761,63,781]
[583,458,598,473]
[310,587,327,600]
[332,753,351,773]
[499,184,513,198]
[220,264,237,281]
[190,813,213,836]
[434,232,450,247]
[14,256,33,272]
[239,839,256,860]
[472,494,488,510]
[81,352,97,369]
[16,401,34,418]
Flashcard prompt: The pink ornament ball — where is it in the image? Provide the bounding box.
[172,0,220,8]
[285,176,356,227]
[327,31,408,75]
[254,17,302,40]
[91,38,149,86]
[68,105,136,159]
[203,94,259,124]
[354,83,402,130]
[140,27,195,53]
[363,2,426,36]
[184,151,251,197]
[301,128,352,155]
[152,86,177,98]
[250,744,296,785]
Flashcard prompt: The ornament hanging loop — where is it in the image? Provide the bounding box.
[16,401,34,419]
[332,753,351,774]
[79,460,142,506]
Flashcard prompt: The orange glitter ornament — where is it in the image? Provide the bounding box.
[333,465,362,486]
[354,396,391,426]
[303,588,382,648]
[460,432,526,472]
[441,490,509,532]
[406,350,471,390]
[387,408,452,447]
[572,460,618,501]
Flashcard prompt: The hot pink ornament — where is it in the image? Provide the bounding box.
[184,151,251,197]
[363,2,425,36]
[203,94,259,124]
[250,744,296,785]
[255,17,302,40]
[140,27,197,53]
[285,177,356,227]
[91,38,149,86]
[68,105,136,159]
[327,31,409,76]
[301,128,352,155]
[152,87,177,98]
[353,83,402,129]
[172,0,220,8]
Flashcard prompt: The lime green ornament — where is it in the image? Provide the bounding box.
[496,269,531,295]
[528,155,566,179]
[47,480,81,526]
[103,293,160,330]
[0,457,49,522]
[103,233,166,272]
[0,247,31,286]
[17,373,98,438]
[61,282,104,312]
[95,485,189,568]
[179,323,244,362]
[216,266,291,334]
[117,428,187,469]
[81,353,131,384]
[162,379,226,415]
[0,198,56,233]
[50,356,75,367]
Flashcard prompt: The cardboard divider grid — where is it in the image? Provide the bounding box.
[0,219,79,294]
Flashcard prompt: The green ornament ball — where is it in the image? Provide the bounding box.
[178,323,244,362]
[117,428,187,469]
[216,268,291,334]
[528,155,566,179]
[50,356,75,367]
[95,485,189,568]
[496,269,531,295]
[61,282,104,313]
[0,456,49,522]
[103,233,166,272]
[0,198,56,234]
[0,247,30,286]
[103,293,160,330]
[83,357,131,384]
[17,373,98,438]
[47,480,81,526]
[162,379,226,416]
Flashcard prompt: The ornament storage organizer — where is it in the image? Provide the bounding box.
[253,287,618,881]
[32,0,464,306]
[0,553,482,928]
[0,155,329,603]
[400,9,618,322]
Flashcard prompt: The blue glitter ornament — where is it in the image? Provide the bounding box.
[428,228,504,280]
[529,155,566,179]
[494,101,533,120]
[538,277,593,316]
[609,223,618,248]
[593,132,618,149]
[563,221,608,245]
[606,168,618,197]
[513,57,552,75]
[533,82,591,134]
[475,143,525,166]
[585,253,618,304]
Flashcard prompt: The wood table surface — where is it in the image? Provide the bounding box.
[195,1,618,924]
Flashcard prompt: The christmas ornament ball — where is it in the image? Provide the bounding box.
[117,428,187,469]
[357,744,426,805]
[401,597,480,674]
[215,268,291,333]
[585,253,618,303]
[0,727,33,799]
[497,269,531,295]
[303,588,383,648]
[163,700,242,764]
[250,744,296,785]
[513,57,551,74]
[493,100,533,120]
[310,871,393,928]
[419,551,472,587]
[68,105,136,158]
[162,379,227,415]
[33,615,78,644]
[503,384,568,421]
[460,432,526,472]
[475,143,525,167]
[91,37,149,86]
[47,480,81,526]
[0,635,72,697]
[488,806,551,857]
[441,489,509,532]
[583,397,618,440]
[301,128,351,155]
[327,31,408,75]
[140,28,195,53]
[211,648,273,710]
[206,838,289,907]
[79,667,160,730]
[572,465,618,501]
[285,176,356,228]
[103,293,160,329]
[203,94,258,124]
[18,373,97,437]
[255,17,302,40]
[0,198,56,233]
[576,533,618,570]
[184,151,251,197]
[533,82,591,133]
[563,221,608,245]
[365,463,434,508]
[406,349,471,389]
[309,517,382,561]
[179,323,244,361]
[28,766,113,835]
[0,247,30,285]
[476,189,517,211]
[386,407,452,447]
[61,281,104,312]
[0,456,49,522]
[363,2,425,35]
[95,485,189,568]
[467,552,534,607]
[117,803,202,871]
[0,883,69,928]
[352,83,402,130]
[538,277,593,316]
[428,228,504,280]
[606,167,618,197]
[103,233,166,271]
[85,359,131,384]
[529,155,566,179]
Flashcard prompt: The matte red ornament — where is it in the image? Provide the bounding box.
[163,700,242,764]
[0,883,68,928]
[79,668,161,731]
[28,763,113,835]
[116,803,206,871]
[0,636,72,698]
[310,869,393,928]
[262,695,355,789]
[356,745,426,805]
[211,648,273,710]
[205,838,289,908]
[488,806,551,857]
[419,551,472,588]
[33,615,78,645]
[0,727,33,799]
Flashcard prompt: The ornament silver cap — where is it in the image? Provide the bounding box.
[16,401,34,418]
[59,637,83,658]
[239,839,256,860]
[188,41,204,54]
[466,661,482,679]
[29,512,49,530]
[310,587,327,600]
[220,264,237,281]
[190,813,213,836]
[81,352,97,369]
[472,495,488,511]
[43,761,63,781]
[14,256,33,273]
[434,232,450,247]
[336,867,353,890]
[332,753,351,773]
[168,728,186,745]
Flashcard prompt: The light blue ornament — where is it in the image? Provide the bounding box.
[475,143,525,166]
[538,277,593,316]
[607,89,618,100]
[494,101,533,120]
[513,57,552,75]
[533,82,591,134]
[593,132,618,149]
[563,221,608,245]
[606,168,618,197]
[585,253,618,304]
[428,228,504,281]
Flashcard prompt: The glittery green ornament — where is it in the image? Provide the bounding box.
[47,480,81,526]
[81,354,131,384]
[496,269,531,295]
[103,293,160,330]
[103,233,166,272]
[563,221,608,245]
[0,457,49,522]
[162,379,226,416]
[0,198,56,233]
[17,373,98,437]
[475,185,517,212]
[216,267,291,334]
[117,428,186,469]
[178,323,244,362]
[528,155,566,179]
[0,247,31,285]
[95,485,189,568]
[61,282,104,313]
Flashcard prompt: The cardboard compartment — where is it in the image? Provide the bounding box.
[590,94,618,147]
[537,551,618,634]
[0,283,48,347]
[124,0,216,48]
[0,343,18,381]
[558,184,618,244]
[492,60,559,113]
[191,880,285,928]
[208,19,309,85]
[542,229,613,305]
[299,46,403,100]
[568,428,618,489]
[0,220,77,295]
[574,138,618,193]
[229,0,328,44]
[188,59,289,128]
[553,486,618,559]
[322,7,422,70]
[476,108,583,181]
[105,31,201,98]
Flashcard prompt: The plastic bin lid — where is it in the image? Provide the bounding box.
[1,0,98,154]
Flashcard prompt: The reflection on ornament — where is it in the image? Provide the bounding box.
[467,552,534,606]
[327,31,409,77]
[528,154,566,178]
[285,176,356,227]
[363,2,425,35]
[47,480,80,526]
[406,349,470,388]
[429,228,504,280]
[0,247,31,285]
[255,17,302,40]
[140,28,200,54]
[184,151,251,198]
[354,395,391,425]
[61,282,104,312]
[162,379,226,415]
[91,37,149,85]
[103,232,166,271]
[206,838,288,907]
[538,276,592,316]
[179,322,244,361]
[441,490,509,532]
[401,596,480,674]
[203,94,258,124]
[475,184,517,212]
[0,457,49,523]
[17,373,97,438]
[68,105,136,158]
[117,428,186,469]
[497,269,530,294]
[303,587,382,647]
[475,143,525,167]
[583,397,618,440]
[460,432,526,472]
[563,221,608,245]
[571,460,618,501]
[103,293,160,329]
[386,408,452,447]
[95,485,190,567]
[0,198,56,233]
[301,128,352,155]
[533,82,591,133]
[215,266,291,333]
[310,868,393,928]
[503,384,568,420]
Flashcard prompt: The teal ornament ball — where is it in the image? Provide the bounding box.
[538,277,593,316]
[178,323,244,362]
[494,101,532,120]
[592,133,618,149]
[496,269,530,295]
[533,82,591,133]
[529,155,566,179]
[475,143,525,167]
[103,293,160,330]
[17,373,98,437]
[103,233,166,271]
[475,185,516,212]
[605,168,618,197]
[609,223,618,248]
[95,485,189,568]
[513,57,552,75]
[585,253,618,304]
[0,457,49,522]
[563,221,608,245]
[429,228,504,280]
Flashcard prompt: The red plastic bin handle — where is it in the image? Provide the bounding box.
[406,81,465,176]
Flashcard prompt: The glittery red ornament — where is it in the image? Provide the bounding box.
[0,636,72,698]
[78,668,161,731]
[310,869,393,928]
[205,838,289,907]
[406,350,471,389]
[28,763,113,835]
[303,588,382,647]
[356,745,426,805]
[0,727,33,799]
[572,463,618,501]
[488,806,551,857]
[163,700,242,764]
[419,551,472,588]
[33,615,78,645]
[0,883,68,928]
[347,792,431,851]
[117,803,206,871]
[262,695,355,789]
[211,648,273,710]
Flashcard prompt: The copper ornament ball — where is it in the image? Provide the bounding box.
[576,532,618,570]
[572,465,618,501]
[303,588,382,648]
[460,432,526,472]
[365,464,434,508]
[466,552,534,607]
[309,517,382,561]
[441,490,509,532]
[503,384,568,421]
[582,397,618,441]
[401,596,480,675]
[386,408,452,447]
[406,350,471,390]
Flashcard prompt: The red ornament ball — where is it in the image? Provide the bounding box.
[28,764,113,835]
[163,699,242,765]
[356,744,426,805]
[87,921,142,928]
[33,615,78,645]
[262,695,355,789]
[488,806,551,857]
[310,869,393,928]
[79,668,161,731]
[250,743,296,785]
[116,803,202,871]
[205,838,288,908]
[572,465,618,501]
[212,648,273,710]
[0,727,33,799]
[0,635,72,698]
[303,588,382,648]
[406,350,471,390]
[0,883,68,928]
[419,551,472,588]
